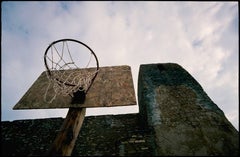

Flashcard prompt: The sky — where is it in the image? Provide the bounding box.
[1,1,239,130]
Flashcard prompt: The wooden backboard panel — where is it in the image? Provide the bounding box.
[13,65,136,109]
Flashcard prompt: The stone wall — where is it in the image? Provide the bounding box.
[1,63,239,156]
[138,63,239,156]
[1,118,63,156]
[1,114,154,156]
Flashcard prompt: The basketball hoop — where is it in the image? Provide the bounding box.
[43,39,99,104]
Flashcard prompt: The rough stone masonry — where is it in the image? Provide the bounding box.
[138,63,239,155]
[1,63,239,156]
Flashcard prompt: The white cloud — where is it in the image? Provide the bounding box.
[2,2,238,130]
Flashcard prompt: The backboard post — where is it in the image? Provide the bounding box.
[47,107,86,156]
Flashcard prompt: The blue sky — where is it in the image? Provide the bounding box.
[1,1,239,130]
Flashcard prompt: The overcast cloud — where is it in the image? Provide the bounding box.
[1,2,238,130]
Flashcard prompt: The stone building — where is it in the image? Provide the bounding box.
[1,63,239,156]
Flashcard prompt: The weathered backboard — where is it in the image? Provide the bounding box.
[13,65,136,109]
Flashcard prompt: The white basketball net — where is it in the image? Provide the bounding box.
[44,40,98,103]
